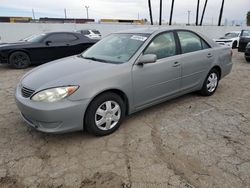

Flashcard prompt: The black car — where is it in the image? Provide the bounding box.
[245,43,250,62]
[238,30,250,52]
[0,32,98,69]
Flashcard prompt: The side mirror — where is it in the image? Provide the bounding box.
[138,54,157,64]
[45,41,52,45]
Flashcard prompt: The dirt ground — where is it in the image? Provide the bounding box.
[0,50,250,188]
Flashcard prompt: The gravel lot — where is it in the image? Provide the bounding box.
[0,50,250,188]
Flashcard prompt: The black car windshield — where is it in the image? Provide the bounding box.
[81,33,149,64]
[20,33,47,42]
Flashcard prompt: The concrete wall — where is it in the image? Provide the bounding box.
[0,22,249,42]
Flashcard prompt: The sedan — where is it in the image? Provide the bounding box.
[15,28,233,136]
[0,32,98,69]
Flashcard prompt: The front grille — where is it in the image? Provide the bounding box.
[21,86,35,98]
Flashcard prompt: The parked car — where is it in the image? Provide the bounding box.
[15,28,233,136]
[76,29,102,40]
[245,42,250,62]
[214,31,240,48]
[0,32,97,69]
[238,30,250,52]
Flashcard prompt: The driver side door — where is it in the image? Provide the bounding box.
[132,32,181,109]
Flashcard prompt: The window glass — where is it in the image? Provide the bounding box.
[201,40,210,49]
[178,31,203,53]
[144,32,176,59]
[82,33,148,64]
[45,34,77,43]
[242,30,250,37]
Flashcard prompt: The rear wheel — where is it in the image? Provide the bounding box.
[9,51,30,69]
[246,57,250,62]
[85,92,125,136]
[199,69,219,96]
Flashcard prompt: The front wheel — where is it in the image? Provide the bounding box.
[85,92,125,136]
[199,69,219,96]
[9,51,30,69]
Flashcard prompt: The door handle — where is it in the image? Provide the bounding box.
[172,62,180,67]
[207,53,213,58]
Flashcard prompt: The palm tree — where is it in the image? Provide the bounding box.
[218,0,225,26]
[200,0,208,25]
[148,0,153,25]
[169,0,175,25]
[159,0,162,25]
[196,0,200,26]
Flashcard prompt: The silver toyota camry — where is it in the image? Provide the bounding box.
[15,28,233,136]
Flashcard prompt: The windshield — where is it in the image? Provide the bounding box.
[20,33,47,42]
[224,32,239,38]
[81,33,149,64]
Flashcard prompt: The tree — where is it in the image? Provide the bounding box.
[159,0,162,25]
[247,11,250,26]
[200,0,208,25]
[196,0,200,26]
[218,0,225,26]
[169,0,175,25]
[148,0,153,25]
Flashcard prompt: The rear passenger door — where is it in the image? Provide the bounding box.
[177,31,213,91]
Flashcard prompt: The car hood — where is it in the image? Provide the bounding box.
[21,55,117,90]
[0,41,31,49]
[214,37,235,41]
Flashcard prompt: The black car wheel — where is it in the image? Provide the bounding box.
[232,41,237,49]
[9,51,31,69]
[199,69,220,96]
[85,92,125,136]
[246,57,250,62]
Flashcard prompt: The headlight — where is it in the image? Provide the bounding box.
[31,86,79,102]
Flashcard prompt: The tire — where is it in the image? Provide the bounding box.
[85,92,125,136]
[232,41,237,49]
[9,51,30,69]
[199,69,220,96]
[246,57,250,62]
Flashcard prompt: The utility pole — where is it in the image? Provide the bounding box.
[159,0,162,25]
[64,8,67,19]
[169,0,175,25]
[32,9,35,20]
[196,0,200,26]
[188,10,191,25]
[85,6,89,19]
[218,0,225,26]
[148,0,153,25]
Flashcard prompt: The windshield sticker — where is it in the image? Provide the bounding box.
[130,35,148,41]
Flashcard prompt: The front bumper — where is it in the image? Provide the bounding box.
[15,86,90,133]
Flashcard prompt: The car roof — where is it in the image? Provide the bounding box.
[44,31,80,35]
[115,27,166,34]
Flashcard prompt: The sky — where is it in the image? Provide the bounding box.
[0,0,249,25]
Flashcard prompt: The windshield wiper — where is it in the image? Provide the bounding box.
[81,56,109,63]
